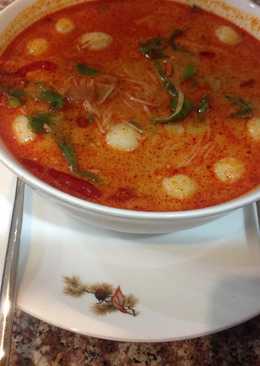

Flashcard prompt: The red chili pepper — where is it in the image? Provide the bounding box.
[76,116,88,128]
[110,187,136,202]
[240,79,255,88]
[14,61,57,77]
[199,51,215,59]
[22,159,101,200]
[163,60,173,77]
[0,92,7,106]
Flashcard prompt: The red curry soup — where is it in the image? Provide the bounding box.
[0,0,259,211]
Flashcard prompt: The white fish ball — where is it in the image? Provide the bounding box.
[163,174,198,199]
[106,123,141,152]
[214,157,245,183]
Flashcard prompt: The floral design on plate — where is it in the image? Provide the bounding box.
[64,276,138,316]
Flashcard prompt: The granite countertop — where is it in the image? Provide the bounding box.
[10,311,260,365]
[1,0,260,364]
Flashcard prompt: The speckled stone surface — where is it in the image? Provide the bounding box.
[1,0,260,364]
[9,311,260,366]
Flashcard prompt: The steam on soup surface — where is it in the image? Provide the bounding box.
[0,0,259,211]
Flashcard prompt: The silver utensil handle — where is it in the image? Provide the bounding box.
[257,201,260,231]
[0,179,24,366]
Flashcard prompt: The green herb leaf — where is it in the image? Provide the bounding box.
[169,29,184,50]
[39,89,65,110]
[58,141,78,172]
[182,64,197,81]
[29,112,53,133]
[7,88,26,108]
[154,97,193,124]
[79,170,101,184]
[8,96,22,108]
[58,140,101,183]
[197,95,209,120]
[170,96,178,111]
[169,29,190,53]
[10,89,26,99]
[140,39,193,123]
[0,86,26,107]
[153,60,178,98]
[225,95,253,118]
[76,63,99,76]
[172,97,193,121]
[139,37,166,59]
[87,112,95,123]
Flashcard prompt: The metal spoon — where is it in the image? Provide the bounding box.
[0,179,25,366]
[256,201,260,230]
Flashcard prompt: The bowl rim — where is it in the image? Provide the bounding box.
[0,0,259,220]
[0,151,259,220]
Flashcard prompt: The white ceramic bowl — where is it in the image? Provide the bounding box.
[0,0,259,233]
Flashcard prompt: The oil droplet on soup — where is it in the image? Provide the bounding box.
[215,25,242,45]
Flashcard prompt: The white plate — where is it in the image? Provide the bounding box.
[0,163,260,342]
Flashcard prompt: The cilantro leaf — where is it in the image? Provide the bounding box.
[58,141,78,171]
[29,112,53,133]
[154,96,193,124]
[197,95,209,120]
[182,64,197,81]
[39,89,65,110]
[140,37,166,59]
[225,95,253,118]
[76,63,99,76]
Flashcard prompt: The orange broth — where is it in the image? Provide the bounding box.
[0,0,259,211]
